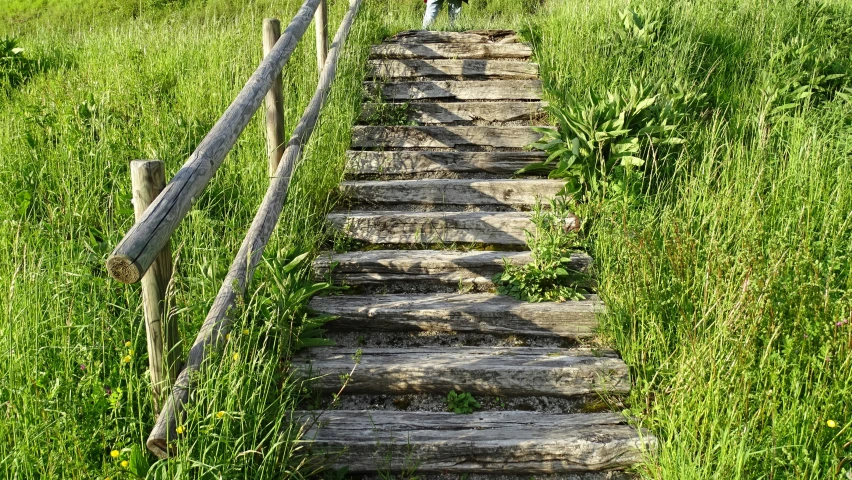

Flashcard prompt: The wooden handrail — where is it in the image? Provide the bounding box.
[146,0,364,458]
[106,0,322,285]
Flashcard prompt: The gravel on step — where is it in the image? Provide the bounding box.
[326,331,591,349]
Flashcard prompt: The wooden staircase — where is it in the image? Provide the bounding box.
[295,30,655,475]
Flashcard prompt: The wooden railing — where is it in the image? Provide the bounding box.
[106,0,363,458]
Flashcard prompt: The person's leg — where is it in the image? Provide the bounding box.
[447,0,463,25]
[423,0,444,29]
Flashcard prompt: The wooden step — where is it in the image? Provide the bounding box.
[359,101,546,125]
[346,150,545,176]
[295,346,629,397]
[371,43,532,60]
[313,249,590,289]
[351,126,547,150]
[341,178,564,206]
[328,211,538,245]
[365,80,542,101]
[369,59,538,79]
[310,292,601,338]
[385,29,522,44]
[297,410,653,474]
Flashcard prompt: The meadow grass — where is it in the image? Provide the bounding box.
[2,0,852,478]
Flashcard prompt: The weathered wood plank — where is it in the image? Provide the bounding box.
[365,80,542,101]
[346,151,546,175]
[297,410,654,473]
[351,126,547,149]
[106,0,323,285]
[340,178,565,206]
[328,211,536,245]
[368,59,539,79]
[295,346,629,397]
[359,101,546,125]
[309,293,602,337]
[313,249,590,289]
[385,30,521,44]
[263,19,286,176]
[371,43,532,59]
[145,0,364,458]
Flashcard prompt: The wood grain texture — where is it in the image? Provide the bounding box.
[314,0,328,71]
[146,0,364,459]
[309,292,602,337]
[340,178,565,206]
[371,43,532,59]
[297,410,655,473]
[346,151,546,175]
[328,211,537,245]
[295,346,629,397]
[351,126,548,149]
[368,59,539,79]
[130,160,180,413]
[384,30,521,44]
[107,0,323,285]
[365,80,542,101]
[312,249,591,289]
[359,101,546,125]
[263,19,286,177]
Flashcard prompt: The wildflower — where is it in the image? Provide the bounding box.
[121,355,132,364]
[242,328,249,335]
[79,364,86,372]
[104,386,112,396]
[110,450,120,458]
[125,341,131,347]
[827,419,838,428]
[120,460,129,468]
[216,411,225,419]
[225,333,230,341]
[176,425,185,435]
[232,353,240,361]
[128,349,134,355]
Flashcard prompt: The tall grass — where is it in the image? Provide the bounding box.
[533,0,852,477]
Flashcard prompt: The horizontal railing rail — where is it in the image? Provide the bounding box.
[144,0,363,458]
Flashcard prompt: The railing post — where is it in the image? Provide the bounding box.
[262,19,286,177]
[130,160,181,413]
[315,0,328,72]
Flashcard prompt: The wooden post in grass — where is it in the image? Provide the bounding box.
[315,0,328,72]
[130,160,181,413]
[263,18,286,177]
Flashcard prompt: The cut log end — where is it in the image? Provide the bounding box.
[146,437,173,460]
[106,254,142,284]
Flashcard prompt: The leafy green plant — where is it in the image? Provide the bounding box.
[493,198,591,302]
[0,37,34,92]
[363,101,412,126]
[760,35,849,122]
[446,390,481,414]
[616,5,662,46]
[522,79,705,200]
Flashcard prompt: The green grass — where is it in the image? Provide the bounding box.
[2,0,852,478]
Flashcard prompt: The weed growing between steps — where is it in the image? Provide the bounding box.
[445,390,481,414]
[493,198,592,302]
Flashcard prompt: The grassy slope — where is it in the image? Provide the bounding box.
[532,0,852,478]
[2,0,851,478]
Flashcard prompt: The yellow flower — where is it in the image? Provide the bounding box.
[121,355,131,364]
[120,460,129,468]
[125,341,131,347]
[128,349,134,355]
[110,450,120,458]
[232,353,240,361]
[225,333,231,341]
[827,419,838,428]
[242,329,249,335]
[216,411,225,419]
[176,425,185,434]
